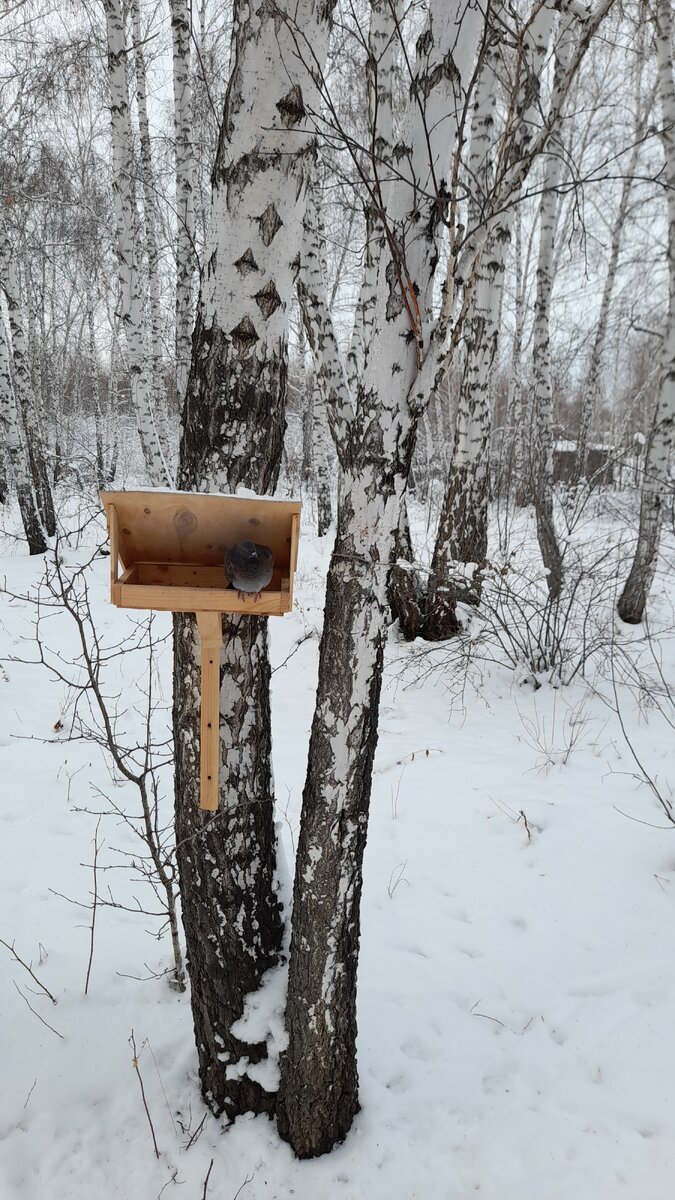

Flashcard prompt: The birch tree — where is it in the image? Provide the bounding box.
[508,205,530,506]
[103,0,172,486]
[424,3,558,639]
[0,225,56,537]
[172,0,335,1121]
[169,0,196,408]
[278,0,617,1156]
[618,0,675,623]
[530,153,565,592]
[278,0,484,1157]
[573,60,655,484]
[0,314,47,553]
[131,0,168,458]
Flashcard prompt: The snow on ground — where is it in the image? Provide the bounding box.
[0,490,674,1200]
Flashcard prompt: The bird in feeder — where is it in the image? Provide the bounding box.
[225,540,274,601]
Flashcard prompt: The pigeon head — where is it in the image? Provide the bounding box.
[238,540,258,561]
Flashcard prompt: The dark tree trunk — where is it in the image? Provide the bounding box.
[277,488,390,1156]
[388,500,426,640]
[173,608,282,1116]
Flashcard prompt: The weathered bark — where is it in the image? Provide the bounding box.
[276,475,396,1157]
[280,0,617,1154]
[0,316,47,554]
[169,0,196,409]
[0,233,56,536]
[301,378,314,489]
[172,0,335,1122]
[103,0,172,486]
[312,374,333,536]
[278,0,483,1156]
[618,0,675,623]
[88,303,108,492]
[131,0,169,457]
[424,3,555,637]
[530,25,577,601]
[509,207,530,506]
[389,500,428,640]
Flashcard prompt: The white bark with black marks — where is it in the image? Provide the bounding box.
[278,0,483,1157]
[425,4,556,637]
[0,315,47,554]
[103,0,172,487]
[0,230,55,536]
[170,0,196,410]
[529,20,579,600]
[173,0,335,1122]
[618,0,675,623]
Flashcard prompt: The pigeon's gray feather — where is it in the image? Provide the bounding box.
[224,540,274,597]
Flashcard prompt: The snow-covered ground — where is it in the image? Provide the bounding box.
[0,490,674,1200]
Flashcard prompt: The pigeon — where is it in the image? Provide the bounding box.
[224,540,274,601]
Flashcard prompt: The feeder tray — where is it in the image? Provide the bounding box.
[101,490,300,812]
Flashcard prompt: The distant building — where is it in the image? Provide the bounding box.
[553,440,613,485]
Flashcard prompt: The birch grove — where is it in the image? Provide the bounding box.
[279,1,485,1155]
[1,0,673,1171]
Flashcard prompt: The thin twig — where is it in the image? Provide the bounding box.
[84,818,102,995]
[1,938,57,1004]
[13,981,64,1039]
[232,1175,255,1200]
[184,1112,207,1151]
[129,1030,160,1159]
[202,1159,214,1200]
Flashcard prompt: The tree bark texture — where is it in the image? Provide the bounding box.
[279,0,483,1156]
[312,374,333,536]
[424,3,556,638]
[170,0,196,410]
[618,0,675,623]
[0,315,47,554]
[173,0,335,1122]
[530,25,577,601]
[0,231,55,536]
[131,0,170,463]
[103,0,172,487]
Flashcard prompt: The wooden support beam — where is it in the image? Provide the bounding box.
[108,503,119,591]
[195,612,223,812]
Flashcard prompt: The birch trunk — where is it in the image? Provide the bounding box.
[312,374,333,536]
[88,303,107,492]
[424,4,556,639]
[618,0,675,624]
[173,0,334,1121]
[530,27,577,601]
[509,207,529,505]
[169,0,196,409]
[574,75,651,483]
[131,0,169,458]
[278,1,482,1155]
[0,316,47,554]
[280,0,617,1153]
[103,0,171,487]
[0,236,56,536]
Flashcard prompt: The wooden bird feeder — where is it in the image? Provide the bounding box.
[100,489,301,813]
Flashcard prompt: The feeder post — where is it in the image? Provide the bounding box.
[195,612,223,812]
[108,503,119,591]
